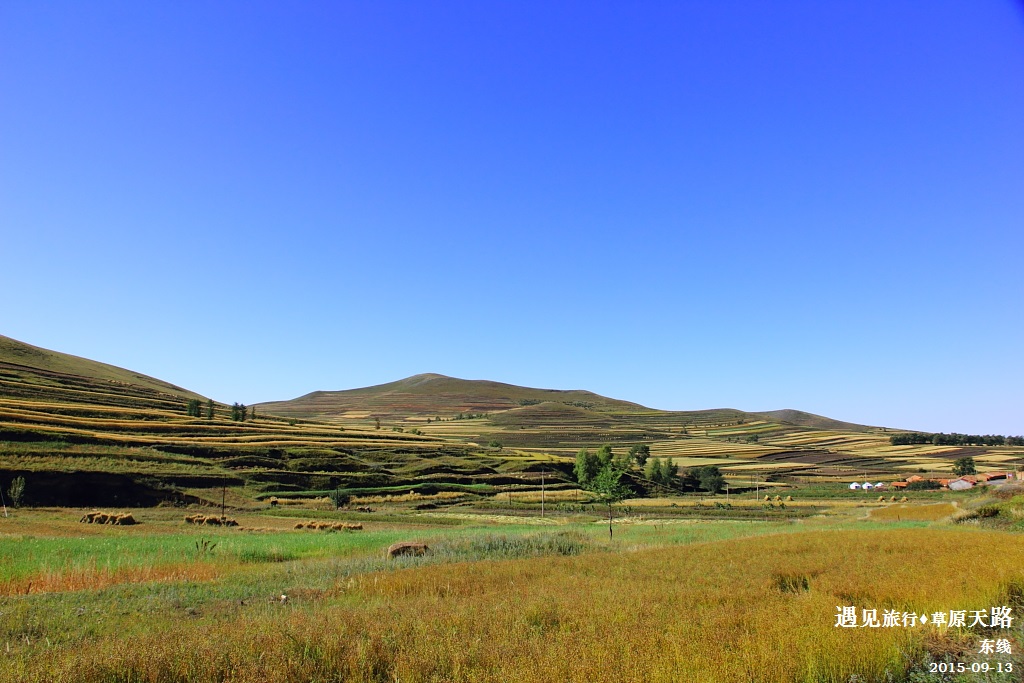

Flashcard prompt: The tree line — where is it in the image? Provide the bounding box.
[185,399,254,422]
[889,432,1024,447]
[574,443,726,494]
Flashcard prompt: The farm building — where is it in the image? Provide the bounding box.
[948,478,974,491]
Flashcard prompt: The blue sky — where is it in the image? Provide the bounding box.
[2,1,1022,434]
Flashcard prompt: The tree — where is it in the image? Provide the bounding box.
[697,466,725,494]
[596,444,614,467]
[374,417,381,430]
[952,457,977,477]
[186,399,201,417]
[488,440,502,450]
[587,464,630,541]
[8,476,25,508]
[646,457,664,485]
[663,458,678,484]
[206,398,214,420]
[628,444,651,469]
[328,488,351,510]
[574,448,600,486]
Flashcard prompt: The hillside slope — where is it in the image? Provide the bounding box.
[751,409,876,433]
[0,334,205,403]
[258,373,649,420]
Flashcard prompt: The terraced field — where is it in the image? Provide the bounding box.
[3,334,1022,509]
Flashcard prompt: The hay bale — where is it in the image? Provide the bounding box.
[223,519,238,527]
[294,522,306,529]
[774,495,782,502]
[763,495,770,502]
[890,496,897,502]
[345,523,363,531]
[203,516,222,526]
[878,496,885,502]
[900,496,908,503]
[94,513,110,525]
[785,496,793,502]
[387,542,430,558]
[81,511,100,523]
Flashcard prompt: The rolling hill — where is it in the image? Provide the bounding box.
[2,334,1021,508]
[257,373,649,421]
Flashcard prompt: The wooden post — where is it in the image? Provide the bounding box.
[221,486,226,521]
[541,471,545,518]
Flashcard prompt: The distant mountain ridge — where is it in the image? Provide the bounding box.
[257,373,880,432]
[751,409,877,433]
[0,334,882,433]
[257,373,650,420]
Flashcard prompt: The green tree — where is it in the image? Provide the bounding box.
[697,466,725,494]
[645,457,663,484]
[661,458,678,486]
[206,398,214,420]
[587,464,630,541]
[8,476,25,508]
[488,440,503,450]
[574,448,600,486]
[952,457,977,477]
[596,444,614,467]
[628,444,651,468]
[328,488,351,510]
[186,399,201,417]
[374,417,381,430]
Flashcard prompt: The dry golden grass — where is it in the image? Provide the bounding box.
[352,491,467,504]
[11,528,1023,682]
[0,562,221,596]
[868,503,958,521]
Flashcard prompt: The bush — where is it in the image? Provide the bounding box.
[907,480,942,491]
[7,476,25,508]
[976,505,1001,518]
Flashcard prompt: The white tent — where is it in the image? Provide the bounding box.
[849,482,861,489]
[862,482,874,489]
[874,482,885,489]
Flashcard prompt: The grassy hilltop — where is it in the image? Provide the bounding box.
[3,334,1023,509]
[259,373,1024,487]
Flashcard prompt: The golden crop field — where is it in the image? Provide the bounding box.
[4,517,1023,683]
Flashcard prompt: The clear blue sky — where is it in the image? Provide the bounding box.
[2,2,1022,434]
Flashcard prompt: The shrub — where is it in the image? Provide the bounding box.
[7,476,25,508]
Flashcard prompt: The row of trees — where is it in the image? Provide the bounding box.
[185,399,253,422]
[575,445,728,495]
[890,432,1024,447]
[572,444,732,539]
